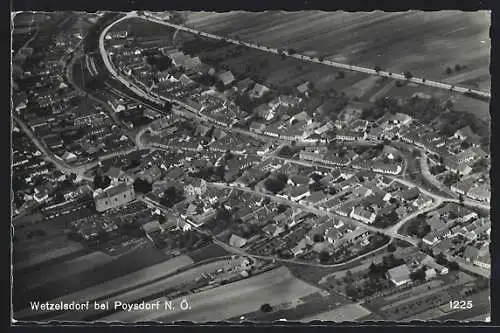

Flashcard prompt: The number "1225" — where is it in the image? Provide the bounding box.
[449,300,473,309]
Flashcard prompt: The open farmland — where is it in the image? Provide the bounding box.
[178,32,375,96]
[99,266,322,322]
[15,254,194,320]
[46,258,242,321]
[184,11,490,91]
[16,251,115,290]
[13,246,182,313]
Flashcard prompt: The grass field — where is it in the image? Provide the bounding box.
[184,11,490,91]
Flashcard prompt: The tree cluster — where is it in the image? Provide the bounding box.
[409,267,427,282]
[133,178,153,194]
[406,217,431,238]
[160,186,185,208]
[264,173,288,194]
[93,174,111,190]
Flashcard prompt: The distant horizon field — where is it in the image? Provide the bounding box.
[182,10,490,92]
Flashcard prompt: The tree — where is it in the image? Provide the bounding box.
[260,303,273,313]
[459,194,464,205]
[214,81,225,92]
[93,174,111,190]
[93,174,103,189]
[313,234,324,243]
[161,186,184,208]
[345,284,359,300]
[387,243,396,252]
[287,48,296,55]
[448,261,459,270]
[264,174,288,194]
[404,71,413,80]
[309,181,325,192]
[445,66,453,75]
[319,250,330,264]
[435,253,448,265]
[410,267,426,282]
[133,178,152,194]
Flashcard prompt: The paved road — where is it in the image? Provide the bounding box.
[275,155,489,212]
[208,182,419,247]
[418,150,457,198]
[97,15,493,200]
[14,114,137,182]
[386,200,443,235]
[65,41,137,144]
[140,195,393,268]
[389,175,489,211]
[208,182,490,278]
[444,254,490,279]
[136,11,490,98]
[13,115,96,180]
[97,12,489,273]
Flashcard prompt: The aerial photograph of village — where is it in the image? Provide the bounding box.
[11,10,491,322]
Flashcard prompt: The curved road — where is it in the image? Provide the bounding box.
[13,115,96,180]
[97,12,490,214]
[140,195,394,269]
[208,182,419,247]
[275,155,489,211]
[418,149,457,198]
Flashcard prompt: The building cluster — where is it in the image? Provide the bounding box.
[105,25,490,206]
[217,189,381,263]
[146,118,265,182]
[417,203,491,269]
[450,172,491,203]
[11,128,95,216]
[256,162,431,228]
[13,26,135,166]
[299,144,403,175]
[386,247,450,287]
[69,199,160,254]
